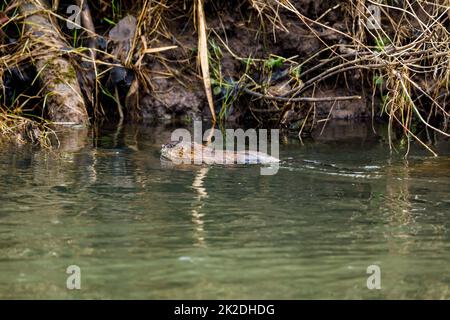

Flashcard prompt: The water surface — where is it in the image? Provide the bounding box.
[0,122,449,299]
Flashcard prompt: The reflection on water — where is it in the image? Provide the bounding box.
[0,122,449,299]
[191,167,209,248]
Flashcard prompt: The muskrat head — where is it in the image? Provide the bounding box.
[161,140,195,162]
[161,140,205,163]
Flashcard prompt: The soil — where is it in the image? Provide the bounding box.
[132,0,371,127]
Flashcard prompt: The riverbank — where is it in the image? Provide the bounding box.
[1,1,449,151]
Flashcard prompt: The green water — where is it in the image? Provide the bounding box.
[0,122,449,299]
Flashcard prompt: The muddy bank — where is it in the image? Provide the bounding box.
[1,0,449,148]
[134,0,369,125]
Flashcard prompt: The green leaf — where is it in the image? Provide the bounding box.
[213,86,222,96]
[265,57,284,69]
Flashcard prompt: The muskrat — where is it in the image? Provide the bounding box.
[161,140,280,165]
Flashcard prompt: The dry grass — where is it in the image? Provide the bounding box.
[0,108,55,146]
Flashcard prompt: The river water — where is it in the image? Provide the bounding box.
[0,122,449,299]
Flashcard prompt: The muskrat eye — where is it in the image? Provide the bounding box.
[164,140,183,149]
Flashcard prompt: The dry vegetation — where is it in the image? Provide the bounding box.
[0,0,449,153]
